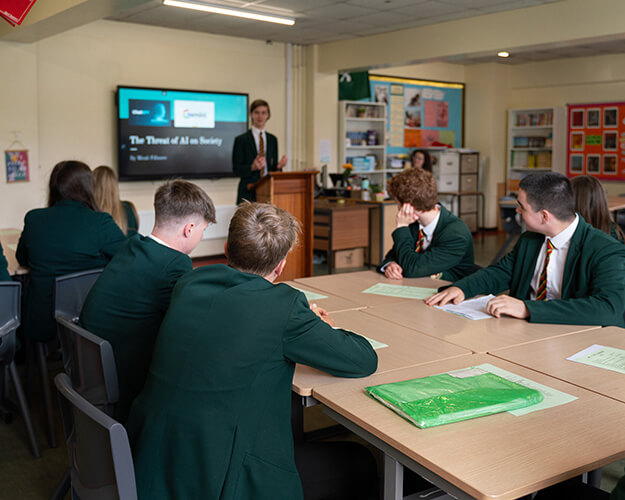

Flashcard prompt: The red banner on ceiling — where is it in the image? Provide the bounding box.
[0,0,37,26]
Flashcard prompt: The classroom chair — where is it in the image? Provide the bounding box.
[54,373,137,500]
[51,317,119,500]
[491,197,523,264]
[25,267,104,449]
[0,281,40,458]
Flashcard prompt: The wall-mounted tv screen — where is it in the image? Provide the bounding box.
[117,86,248,181]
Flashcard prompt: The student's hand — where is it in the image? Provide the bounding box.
[384,262,403,280]
[310,304,335,327]
[486,295,529,319]
[252,155,266,172]
[277,155,287,170]
[396,203,418,228]
[425,286,465,306]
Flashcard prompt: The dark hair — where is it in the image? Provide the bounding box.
[227,202,301,276]
[47,161,99,211]
[410,149,432,172]
[572,175,625,239]
[154,180,216,226]
[387,167,438,211]
[250,99,270,119]
[519,172,575,222]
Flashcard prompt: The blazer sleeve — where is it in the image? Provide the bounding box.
[267,133,279,172]
[524,244,625,326]
[282,293,377,377]
[158,254,193,310]
[232,134,253,178]
[389,224,472,278]
[0,244,11,281]
[16,212,31,267]
[98,213,129,259]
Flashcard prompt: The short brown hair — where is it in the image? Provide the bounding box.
[250,99,270,119]
[227,202,301,276]
[387,167,437,211]
[154,180,216,226]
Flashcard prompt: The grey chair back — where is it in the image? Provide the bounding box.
[0,281,21,365]
[54,373,137,500]
[53,268,103,321]
[56,317,119,416]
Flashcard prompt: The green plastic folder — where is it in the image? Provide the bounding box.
[365,368,544,428]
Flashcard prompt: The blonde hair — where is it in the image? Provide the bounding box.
[93,166,128,234]
[227,202,301,276]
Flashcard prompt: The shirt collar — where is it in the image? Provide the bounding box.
[548,214,579,250]
[252,126,264,138]
[419,205,441,239]
[147,233,172,249]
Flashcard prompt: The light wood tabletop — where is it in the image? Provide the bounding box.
[608,196,625,213]
[293,309,471,396]
[0,228,25,275]
[364,298,599,353]
[282,280,366,314]
[491,326,625,403]
[294,270,444,308]
[313,353,625,500]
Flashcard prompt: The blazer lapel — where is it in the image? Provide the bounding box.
[560,220,584,298]
[517,235,543,300]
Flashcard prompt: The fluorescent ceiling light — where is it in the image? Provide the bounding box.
[163,0,295,26]
[497,51,510,58]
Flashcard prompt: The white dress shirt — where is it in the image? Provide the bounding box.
[529,215,579,300]
[148,233,172,249]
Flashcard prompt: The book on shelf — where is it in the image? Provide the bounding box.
[514,111,553,127]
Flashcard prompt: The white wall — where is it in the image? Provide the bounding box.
[0,19,287,255]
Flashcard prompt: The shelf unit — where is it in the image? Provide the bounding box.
[338,100,388,192]
[506,107,565,188]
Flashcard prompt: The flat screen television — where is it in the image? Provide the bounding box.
[117,86,248,181]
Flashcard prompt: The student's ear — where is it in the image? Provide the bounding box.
[183,222,195,238]
[223,241,228,257]
[274,258,287,277]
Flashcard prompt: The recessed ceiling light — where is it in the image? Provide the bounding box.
[163,0,296,26]
[497,51,510,58]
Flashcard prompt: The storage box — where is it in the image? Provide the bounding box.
[334,248,366,269]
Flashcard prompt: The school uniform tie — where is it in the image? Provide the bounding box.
[415,229,425,253]
[258,132,265,158]
[536,239,554,301]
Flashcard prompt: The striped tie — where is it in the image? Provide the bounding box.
[536,240,554,301]
[258,132,265,157]
[415,229,425,254]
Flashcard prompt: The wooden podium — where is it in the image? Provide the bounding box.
[252,171,317,281]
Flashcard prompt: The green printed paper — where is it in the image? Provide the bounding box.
[363,336,388,350]
[586,135,601,146]
[362,283,437,300]
[293,287,328,302]
[567,344,625,376]
[366,367,543,428]
[0,229,20,236]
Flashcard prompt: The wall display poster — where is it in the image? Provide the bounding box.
[567,102,625,181]
[369,74,464,156]
[5,150,29,182]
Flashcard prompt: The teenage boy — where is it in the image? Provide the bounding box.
[378,166,475,281]
[426,172,625,327]
[126,202,378,500]
[80,179,216,422]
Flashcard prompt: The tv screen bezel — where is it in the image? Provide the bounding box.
[116,85,249,182]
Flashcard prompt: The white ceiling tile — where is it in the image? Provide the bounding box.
[349,10,411,27]
[390,1,466,17]
[346,0,428,7]
[301,3,378,20]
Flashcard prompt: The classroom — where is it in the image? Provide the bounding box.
[3,0,625,499]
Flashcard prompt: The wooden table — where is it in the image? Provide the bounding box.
[608,196,625,213]
[313,353,625,500]
[364,298,599,353]
[491,326,625,403]
[0,228,25,275]
[293,309,471,396]
[282,281,365,314]
[295,270,443,308]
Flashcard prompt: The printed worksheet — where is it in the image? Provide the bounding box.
[362,283,437,299]
[567,344,625,376]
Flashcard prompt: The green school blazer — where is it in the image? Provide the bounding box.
[126,264,378,500]
[16,200,126,341]
[232,129,279,203]
[451,216,625,327]
[0,243,11,281]
[378,204,476,281]
[122,201,139,237]
[80,236,192,423]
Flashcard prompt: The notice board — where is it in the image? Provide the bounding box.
[567,102,625,181]
[368,74,464,157]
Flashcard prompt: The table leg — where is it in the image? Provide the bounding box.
[384,453,404,500]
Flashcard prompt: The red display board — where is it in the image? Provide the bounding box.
[0,0,37,26]
[567,102,625,181]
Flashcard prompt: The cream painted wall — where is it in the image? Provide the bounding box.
[1,20,287,255]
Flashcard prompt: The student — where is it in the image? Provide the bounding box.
[126,202,378,500]
[232,99,287,203]
[426,172,625,327]
[571,174,624,242]
[80,179,216,423]
[16,161,126,343]
[93,165,140,237]
[378,167,475,281]
[0,243,11,281]
[410,148,432,172]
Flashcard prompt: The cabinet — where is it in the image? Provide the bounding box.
[507,107,565,185]
[433,150,481,232]
[338,100,390,193]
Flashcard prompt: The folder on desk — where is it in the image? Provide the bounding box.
[366,367,544,428]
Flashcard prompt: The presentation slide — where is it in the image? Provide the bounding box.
[117,87,248,180]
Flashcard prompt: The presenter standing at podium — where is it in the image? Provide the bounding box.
[233,99,287,203]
